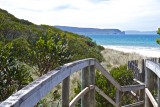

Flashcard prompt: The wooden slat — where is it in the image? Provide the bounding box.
[95,61,121,91]
[145,88,158,107]
[0,58,95,107]
[81,67,90,107]
[116,89,122,106]
[121,84,145,92]
[95,86,118,107]
[141,59,145,82]
[90,65,95,107]
[121,101,144,107]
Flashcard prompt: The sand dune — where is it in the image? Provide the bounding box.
[101,48,145,71]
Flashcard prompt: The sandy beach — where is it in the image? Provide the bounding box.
[101,45,160,71]
[103,45,160,58]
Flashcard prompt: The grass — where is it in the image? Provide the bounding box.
[101,48,144,71]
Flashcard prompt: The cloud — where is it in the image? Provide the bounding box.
[0,0,160,30]
[54,4,78,11]
[19,8,44,12]
[88,0,110,3]
[54,4,71,10]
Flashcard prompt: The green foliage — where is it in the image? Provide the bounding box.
[11,37,31,62]
[157,28,160,35]
[28,29,71,76]
[0,44,33,101]
[97,45,105,51]
[36,89,61,106]
[110,66,133,85]
[156,28,160,45]
[73,81,81,107]
[0,8,104,104]
[96,65,134,106]
[68,38,103,62]
[0,8,103,62]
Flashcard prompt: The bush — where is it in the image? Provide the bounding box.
[0,44,33,101]
[27,29,71,76]
[96,65,134,106]
[97,45,105,51]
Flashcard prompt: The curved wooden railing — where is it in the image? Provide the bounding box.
[145,59,160,107]
[128,58,160,107]
[0,58,145,107]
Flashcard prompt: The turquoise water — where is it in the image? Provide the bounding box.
[86,34,160,48]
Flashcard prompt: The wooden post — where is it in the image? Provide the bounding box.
[116,89,122,107]
[139,89,145,107]
[62,76,70,107]
[81,67,90,107]
[158,58,160,64]
[90,65,95,107]
[145,64,153,107]
[157,77,160,106]
[141,59,145,82]
[135,60,138,67]
[127,61,130,70]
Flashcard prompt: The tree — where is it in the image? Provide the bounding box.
[28,29,71,76]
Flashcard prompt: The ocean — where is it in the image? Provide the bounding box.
[86,34,160,48]
[85,34,160,57]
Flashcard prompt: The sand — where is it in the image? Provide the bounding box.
[101,45,160,71]
[103,45,160,58]
[101,48,145,70]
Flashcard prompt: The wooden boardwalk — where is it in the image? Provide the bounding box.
[0,58,159,107]
[128,58,160,107]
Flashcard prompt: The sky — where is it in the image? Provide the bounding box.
[0,0,160,31]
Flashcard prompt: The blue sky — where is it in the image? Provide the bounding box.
[0,0,160,31]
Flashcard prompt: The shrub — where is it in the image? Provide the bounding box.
[0,44,33,101]
[96,65,134,106]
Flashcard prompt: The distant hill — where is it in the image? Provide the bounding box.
[125,30,157,34]
[55,26,125,35]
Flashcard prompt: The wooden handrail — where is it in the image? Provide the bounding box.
[146,60,160,78]
[128,59,160,107]
[69,85,94,107]
[0,58,145,107]
[0,58,95,107]
[145,88,158,107]
[145,60,160,107]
